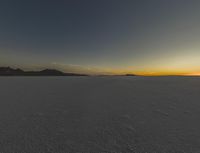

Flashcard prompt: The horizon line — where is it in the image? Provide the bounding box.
[1,66,200,77]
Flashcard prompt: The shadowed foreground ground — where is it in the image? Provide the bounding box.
[0,76,200,153]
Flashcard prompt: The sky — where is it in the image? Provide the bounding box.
[1,0,200,75]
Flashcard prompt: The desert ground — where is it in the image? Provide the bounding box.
[0,76,200,153]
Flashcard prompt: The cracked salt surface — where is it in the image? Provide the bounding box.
[0,76,199,152]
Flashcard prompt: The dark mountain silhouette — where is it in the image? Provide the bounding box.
[0,67,87,76]
[0,67,25,76]
[125,74,137,76]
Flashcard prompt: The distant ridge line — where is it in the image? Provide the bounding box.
[0,67,88,76]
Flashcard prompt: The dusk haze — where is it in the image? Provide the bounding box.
[1,0,200,75]
[1,1,200,153]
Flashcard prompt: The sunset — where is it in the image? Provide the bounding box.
[1,1,200,152]
[1,1,200,75]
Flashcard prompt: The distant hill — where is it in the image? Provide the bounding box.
[125,74,137,76]
[0,67,87,76]
[0,67,25,76]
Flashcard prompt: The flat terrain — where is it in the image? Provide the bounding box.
[0,76,200,153]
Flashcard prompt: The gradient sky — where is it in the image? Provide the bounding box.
[1,0,200,75]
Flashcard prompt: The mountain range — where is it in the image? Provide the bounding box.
[0,67,88,76]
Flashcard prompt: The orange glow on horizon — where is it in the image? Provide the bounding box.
[185,72,200,76]
[108,69,200,76]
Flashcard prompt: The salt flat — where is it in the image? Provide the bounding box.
[0,76,200,153]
